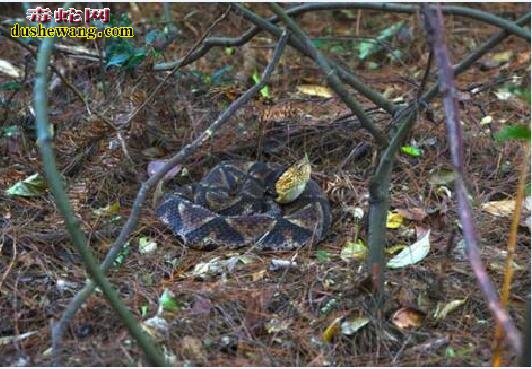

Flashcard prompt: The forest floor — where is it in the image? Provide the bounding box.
[0,3,530,366]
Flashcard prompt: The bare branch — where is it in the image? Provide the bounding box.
[127,6,231,125]
[422,3,522,355]
[268,3,387,145]
[365,9,530,314]
[274,3,531,41]
[33,5,167,366]
[156,4,397,115]
[423,12,531,102]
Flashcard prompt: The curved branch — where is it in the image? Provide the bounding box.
[155,2,529,73]
[156,4,397,115]
[268,3,387,146]
[277,3,531,41]
[366,9,530,316]
[423,3,522,355]
[423,12,531,102]
[34,10,167,369]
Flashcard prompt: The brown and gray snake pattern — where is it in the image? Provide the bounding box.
[156,160,331,251]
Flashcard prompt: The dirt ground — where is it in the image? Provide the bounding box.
[0,3,530,366]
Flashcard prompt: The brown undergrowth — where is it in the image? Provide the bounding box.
[0,3,530,366]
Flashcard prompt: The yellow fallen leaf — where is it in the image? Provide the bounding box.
[428,168,456,186]
[385,244,407,255]
[340,240,368,262]
[488,260,524,272]
[480,115,492,125]
[94,201,121,216]
[296,85,334,98]
[492,51,513,64]
[386,211,403,229]
[433,298,466,320]
[481,200,516,218]
[251,269,266,281]
[322,317,342,342]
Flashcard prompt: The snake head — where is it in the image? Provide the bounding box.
[275,155,312,203]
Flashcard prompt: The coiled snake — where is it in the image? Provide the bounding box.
[156,160,331,251]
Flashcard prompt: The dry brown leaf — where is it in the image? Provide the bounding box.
[182,335,206,361]
[396,208,428,221]
[391,307,425,329]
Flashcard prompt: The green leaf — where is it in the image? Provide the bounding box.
[401,146,422,157]
[311,38,325,48]
[358,40,375,61]
[145,29,160,45]
[358,21,404,61]
[445,347,456,358]
[113,242,131,267]
[494,124,531,142]
[329,44,345,54]
[6,173,47,197]
[140,305,149,317]
[388,49,403,62]
[0,81,22,91]
[260,85,270,98]
[2,125,19,137]
[252,70,261,84]
[224,46,235,55]
[509,86,531,105]
[125,47,147,68]
[158,289,179,313]
[315,249,331,263]
[252,70,269,98]
[380,21,405,38]
[108,12,132,27]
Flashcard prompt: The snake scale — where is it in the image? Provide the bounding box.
[156,160,331,251]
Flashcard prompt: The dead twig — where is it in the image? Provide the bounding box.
[271,3,530,40]
[364,7,530,314]
[269,3,387,145]
[157,4,397,115]
[0,235,17,292]
[125,5,231,126]
[34,3,168,365]
[492,145,530,365]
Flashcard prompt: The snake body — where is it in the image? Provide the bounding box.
[156,160,331,251]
